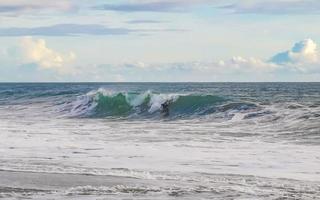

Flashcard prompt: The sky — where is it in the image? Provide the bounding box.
[0,0,320,82]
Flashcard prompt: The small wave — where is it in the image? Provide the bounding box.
[65,185,162,196]
[0,89,77,98]
[243,110,274,119]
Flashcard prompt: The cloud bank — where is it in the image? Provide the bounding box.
[74,39,319,82]
[100,39,320,80]
[3,38,320,81]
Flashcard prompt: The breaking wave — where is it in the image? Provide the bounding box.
[61,88,259,119]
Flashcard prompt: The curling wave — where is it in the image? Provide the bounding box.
[63,89,258,119]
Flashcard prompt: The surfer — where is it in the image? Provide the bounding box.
[161,100,170,117]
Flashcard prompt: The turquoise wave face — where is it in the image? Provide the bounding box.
[94,93,133,116]
[167,95,226,116]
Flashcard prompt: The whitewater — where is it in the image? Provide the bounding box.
[0,82,319,199]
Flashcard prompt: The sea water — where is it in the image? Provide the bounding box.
[0,83,319,199]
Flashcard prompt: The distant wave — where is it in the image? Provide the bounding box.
[0,89,79,102]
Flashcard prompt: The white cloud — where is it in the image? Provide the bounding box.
[20,37,76,74]
[217,56,278,73]
[270,39,320,72]
[271,39,318,63]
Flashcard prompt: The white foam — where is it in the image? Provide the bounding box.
[148,93,179,113]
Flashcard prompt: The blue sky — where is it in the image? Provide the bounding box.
[0,0,319,82]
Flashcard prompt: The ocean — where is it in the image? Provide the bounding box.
[0,82,319,199]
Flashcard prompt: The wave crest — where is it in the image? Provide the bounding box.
[65,89,230,118]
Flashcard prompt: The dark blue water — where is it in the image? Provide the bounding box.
[1,82,319,99]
